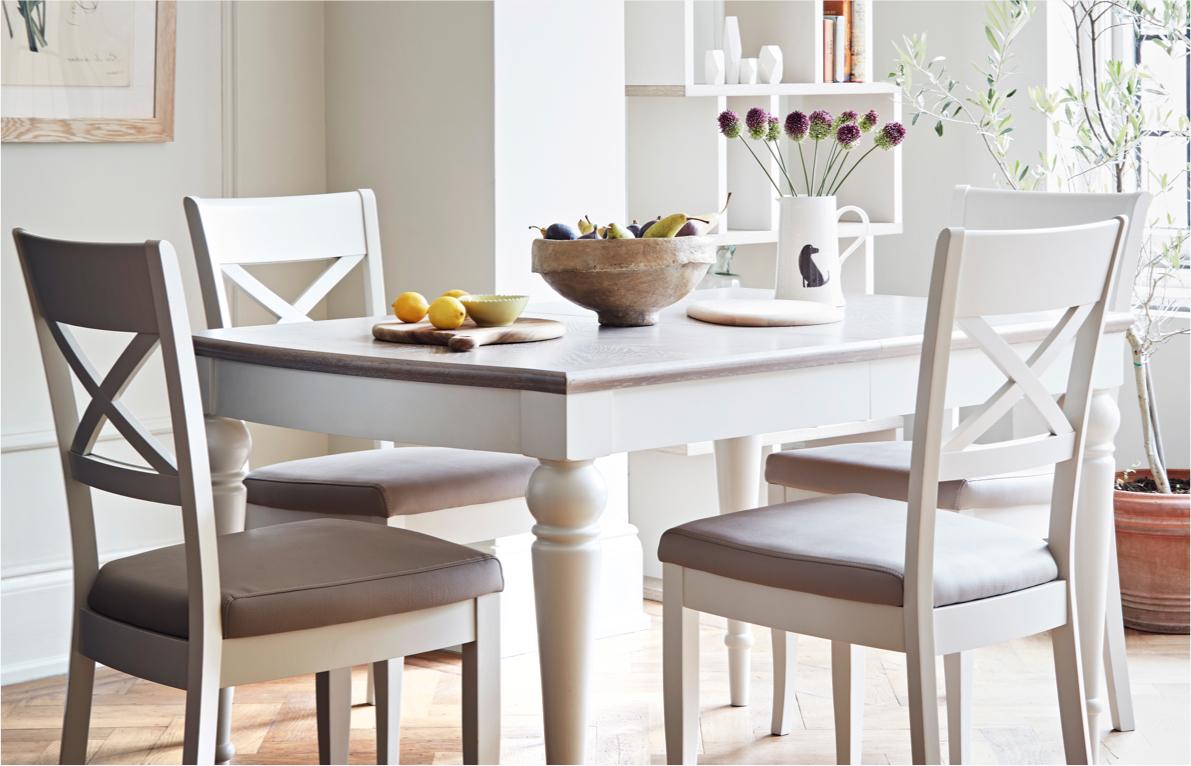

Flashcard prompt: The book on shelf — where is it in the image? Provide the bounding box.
[822,16,836,83]
[823,0,866,82]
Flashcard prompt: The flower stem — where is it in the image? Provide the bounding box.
[825,148,851,196]
[797,143,810,195]
[764,141,798,196]
[817,143,842,195]
[829,146,877,196]
[811,142,820,196]
[738,137,784,196]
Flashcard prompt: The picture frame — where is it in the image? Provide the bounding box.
[2,0,175,143]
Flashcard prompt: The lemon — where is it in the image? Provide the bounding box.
[428,296,467,330]
[393,291,429,323]
[441,289,470,299]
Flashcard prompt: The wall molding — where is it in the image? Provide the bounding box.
[1,416,174,454]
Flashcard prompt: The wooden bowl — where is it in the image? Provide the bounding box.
[531,236,715,326]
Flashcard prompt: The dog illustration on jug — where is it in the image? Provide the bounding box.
[798,244,829,288]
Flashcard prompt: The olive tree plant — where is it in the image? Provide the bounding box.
[893,0,1190,493]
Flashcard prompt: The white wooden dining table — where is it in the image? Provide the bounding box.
[193,288,1130,765]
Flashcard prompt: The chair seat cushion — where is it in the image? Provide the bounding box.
[245,447,538,518]
[658,495,1058,607]
[88,518,504,639]
[765,441,1053,510]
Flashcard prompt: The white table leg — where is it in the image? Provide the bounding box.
[713,436,763,707]
[1076,390,1119,762]
[205,416,251,765]
[525,458,607,765]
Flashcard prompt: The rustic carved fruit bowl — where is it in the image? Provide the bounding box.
[531,237,715,326]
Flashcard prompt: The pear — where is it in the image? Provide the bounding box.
[605,223,635,239]
[644,213,709,238]
[577,215,595,236]
[677,193,733,236]
[637,216,662,236]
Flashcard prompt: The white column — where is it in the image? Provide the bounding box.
[1077,389,1120,762]
[525,458,608,764]
[204,416,251,765]
[713,435,763,707]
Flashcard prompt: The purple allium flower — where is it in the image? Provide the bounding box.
[718,110,742,139]
[836,123,861,148]
[859,110,879,132]
[784,110,809,141]
[808,110,833,141]
[745,107,770,139]
[874,121,907,149]
[766,115,781,142]
[835,110,858,128]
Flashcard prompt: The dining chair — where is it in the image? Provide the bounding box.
[763,187,1150,758]
[15,229,502,766]
[660,217,1127,765]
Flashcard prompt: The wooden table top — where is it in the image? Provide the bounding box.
[192,289,1132,395]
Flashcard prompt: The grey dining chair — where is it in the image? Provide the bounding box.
[764,187,1150,760]
[15,229,501,765]
[661,217,1127,765]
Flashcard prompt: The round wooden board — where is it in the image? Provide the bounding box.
[686,298,844,327]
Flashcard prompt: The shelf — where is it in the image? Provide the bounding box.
[710,221,901,246]
[626,82,898,98]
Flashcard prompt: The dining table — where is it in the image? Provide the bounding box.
[193,288,1130,765]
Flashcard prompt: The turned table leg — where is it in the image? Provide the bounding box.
[205,416,251,765]
[525,458,607,765]
[713,435,763,707]
[1076,390,1119,762]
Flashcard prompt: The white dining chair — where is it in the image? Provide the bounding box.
[660,217,1127,765]
[15,229,501,765]
[764,187,1150,759]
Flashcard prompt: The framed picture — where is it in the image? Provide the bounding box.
[2,0,175,143]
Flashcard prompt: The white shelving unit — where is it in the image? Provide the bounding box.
[625,0,902,291]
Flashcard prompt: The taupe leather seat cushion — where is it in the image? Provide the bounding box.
[658,495,1058,607]
[88,518,503,639]
[765,441,1053,510]
[245,447,538,518]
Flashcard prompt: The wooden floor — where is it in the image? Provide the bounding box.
[3,601,1188,765]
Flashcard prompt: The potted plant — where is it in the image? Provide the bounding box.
[893,0,1189,632]
[716,107,904,306]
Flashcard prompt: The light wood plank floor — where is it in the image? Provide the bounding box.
[3,601,1187,765]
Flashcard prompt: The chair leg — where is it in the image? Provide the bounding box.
[182,661,222,764]
[316,668,352,765]
[905,636,942,765]
[463,593,500,765]
[770,629,797,736]
[663,564,699,765]
[374,658,403,765]
[1104,535,1135,732]
[944,652,971,765]
[831,642,864,765]
[59,646,95,765]
[1051,621,1093,765]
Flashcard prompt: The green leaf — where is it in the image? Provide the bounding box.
[935,120,944,137]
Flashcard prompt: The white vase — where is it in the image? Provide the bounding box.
[774,196,870,307]
[723,16,742,84]
[738,58,758,84]
[703,50,725,85]
[758,45,783,84]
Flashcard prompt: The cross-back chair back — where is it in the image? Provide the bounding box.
[905,218,1127,622]
[952,186,1149,311]
[184,189,385,329]
[14,229,223,679]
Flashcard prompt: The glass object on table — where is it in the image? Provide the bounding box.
[699,245,741,289]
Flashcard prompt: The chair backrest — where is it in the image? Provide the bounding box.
[904,218,1127,618]
[14,229,221,642]
[184,189,386,329]
[951,185,1150,311]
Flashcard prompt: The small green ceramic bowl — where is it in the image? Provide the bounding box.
[460,294,529,327]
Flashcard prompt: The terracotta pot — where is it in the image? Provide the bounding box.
[1113,469,1190,633]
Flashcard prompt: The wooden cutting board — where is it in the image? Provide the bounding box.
[373,318,566,352]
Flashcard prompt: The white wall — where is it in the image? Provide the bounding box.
[0,1,329,684]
